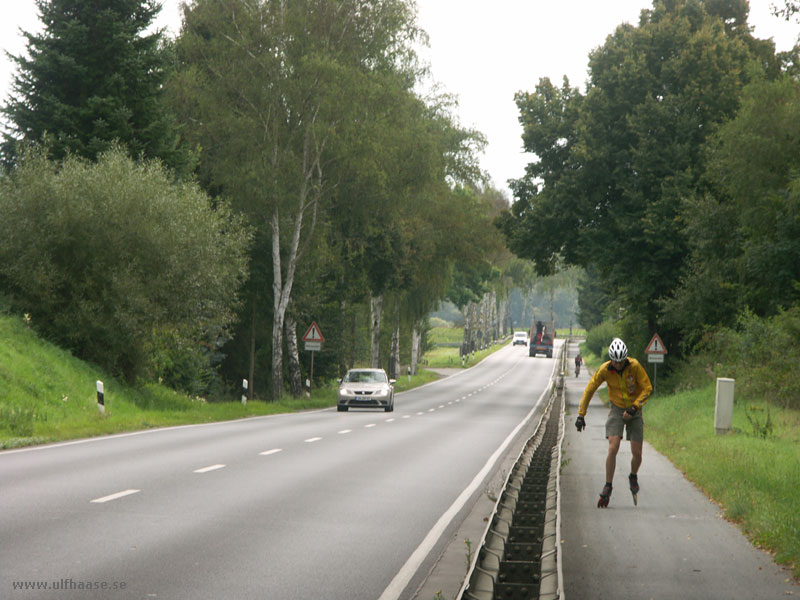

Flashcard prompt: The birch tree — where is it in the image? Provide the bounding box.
[170,0,421,399]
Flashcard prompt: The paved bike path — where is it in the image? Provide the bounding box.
[560,341,796,600]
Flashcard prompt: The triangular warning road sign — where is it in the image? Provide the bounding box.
[645,333,667,354]
[302,321,325,343]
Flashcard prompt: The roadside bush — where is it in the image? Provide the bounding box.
[699,306,800,410]
[584,319,621,358]
[0,146,251,383]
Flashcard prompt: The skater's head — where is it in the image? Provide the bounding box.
[608,338,628,368]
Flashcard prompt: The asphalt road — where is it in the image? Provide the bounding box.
[1,342,557,600]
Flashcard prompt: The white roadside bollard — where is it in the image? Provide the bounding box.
[715,377,735,435]
[241,379,248,406]
[96,380,105,416]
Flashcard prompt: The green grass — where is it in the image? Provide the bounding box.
[427,326,464,345]
[0,310,470,449]
[580,345,799,577]
[422,326,510,369]
[646,385,800,577]
[558,327,586,337]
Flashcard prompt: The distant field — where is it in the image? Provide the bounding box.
[422,327,510,368]
[427,326,464,345]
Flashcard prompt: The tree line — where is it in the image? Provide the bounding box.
[497,0,800,374]
[0,0,517,400]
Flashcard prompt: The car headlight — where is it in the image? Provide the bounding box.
[373,387,388,398]
[339,387,352,396]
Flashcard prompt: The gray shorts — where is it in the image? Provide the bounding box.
[605,405,644,441]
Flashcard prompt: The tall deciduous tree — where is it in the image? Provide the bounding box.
[170,0,423,400]
[2,0,191,173]
[497,0,773,351]
[662,74,800,344]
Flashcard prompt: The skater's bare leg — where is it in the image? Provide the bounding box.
[606,436,622,483]
[630,440,643,475]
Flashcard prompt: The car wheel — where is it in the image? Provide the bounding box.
[337,405,348,412]
[385,404,393,412]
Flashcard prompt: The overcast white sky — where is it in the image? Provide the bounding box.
[1,1,797,199]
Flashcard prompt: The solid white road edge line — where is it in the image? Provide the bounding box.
[377,384,550,600]
[194,464,226,473]
[90,489,140,503]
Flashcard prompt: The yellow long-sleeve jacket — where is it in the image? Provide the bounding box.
[578,358,652,417]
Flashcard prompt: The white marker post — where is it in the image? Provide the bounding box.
[96,380,105,415]
[241,379,248,405]
[715,378,735,435]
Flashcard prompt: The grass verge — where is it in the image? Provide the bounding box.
[645,385,799,577]
[0,311,454,449]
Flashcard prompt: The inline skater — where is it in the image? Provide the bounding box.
[574,338,652,507]
[574,353,582,377]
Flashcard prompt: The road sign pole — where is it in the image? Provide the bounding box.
[653,363,657,396]
[309,350,315,394]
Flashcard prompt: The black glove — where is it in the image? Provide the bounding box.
[625,405,638,417]
[575,416,586,432]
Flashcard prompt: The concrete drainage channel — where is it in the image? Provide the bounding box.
[457,347,566,600]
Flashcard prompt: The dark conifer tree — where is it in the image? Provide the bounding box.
[2,0,190,174]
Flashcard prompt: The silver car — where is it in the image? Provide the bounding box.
[337,368,395,412]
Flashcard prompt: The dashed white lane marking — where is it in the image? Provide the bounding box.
[259,449,283,456]
[194,464,226,473]
[91,489,140,504]
[365,424,376,428]
[305,437,323,443]
[428,408,435,413]
[438,405,445,409]
[385,418,395,423]
[402,415,411,419]
[416,412,424,416]
[338,429,352,434]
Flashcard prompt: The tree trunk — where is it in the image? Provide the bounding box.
[348,306,356,371]
[248,294,256,400]
[462,302,477,356]
[389,315,400,380]
[285,312,303,397]
[269,118,324,401]
[410,324,422,375]
[370,293,383,368]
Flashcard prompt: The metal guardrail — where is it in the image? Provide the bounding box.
[457,343,567,600]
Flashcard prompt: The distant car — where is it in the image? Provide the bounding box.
[512,331,528,346]
[337,368,395,412]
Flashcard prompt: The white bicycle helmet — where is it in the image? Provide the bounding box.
[608,338,628,362]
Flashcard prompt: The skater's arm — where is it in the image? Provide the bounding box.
[578,365,607,416]
[631,359,653,408]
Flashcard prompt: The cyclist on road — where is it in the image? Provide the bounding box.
[574,338,652,507]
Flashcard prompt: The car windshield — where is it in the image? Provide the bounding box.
[344,370,387,384]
